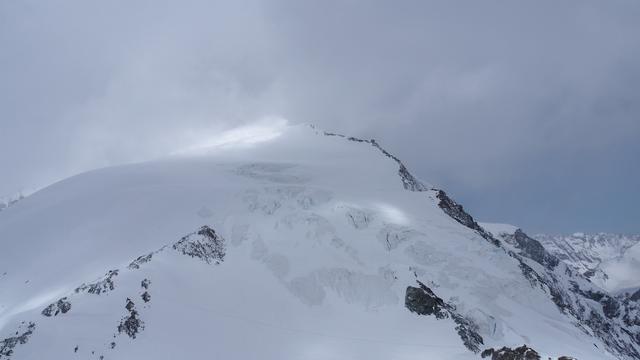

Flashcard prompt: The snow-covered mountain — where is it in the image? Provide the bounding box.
[533,233,640,293]
[1,124,639,360]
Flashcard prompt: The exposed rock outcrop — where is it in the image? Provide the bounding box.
[75,269,119,295]
[128,252,154,270]
[507,230,559,270]
[0,322,35,359]
[42,297,72,317]
[434,190,500,247]
[405,281,483,353]
[480,345,541,360]
[117,298,144,339]
[405,284,448,319]
[173,226,226,264]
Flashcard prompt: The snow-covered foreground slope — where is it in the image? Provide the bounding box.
[0,125,638,359]
[533,233,640,293]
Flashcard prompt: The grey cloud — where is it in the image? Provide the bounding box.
[1,0,639,232]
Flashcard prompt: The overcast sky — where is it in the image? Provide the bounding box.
[1,0,639,233]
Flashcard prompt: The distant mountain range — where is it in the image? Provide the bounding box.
[534,233,640,293]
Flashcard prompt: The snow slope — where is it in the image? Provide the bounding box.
[0,124,637,359]
[534,233,640,292]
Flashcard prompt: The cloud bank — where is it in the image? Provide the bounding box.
[1,0,639,232]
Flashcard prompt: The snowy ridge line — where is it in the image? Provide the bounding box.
[76,225,225,296]
[434,190,501,247]
[320,130,429,192]
[0,225,226,359]
[319,128,497,246]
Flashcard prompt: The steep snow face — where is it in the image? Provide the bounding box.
[0,125,630,360]
[534,233,640,292]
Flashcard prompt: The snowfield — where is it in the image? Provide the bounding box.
[0,124,637,359]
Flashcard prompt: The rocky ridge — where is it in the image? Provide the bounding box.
[322,129,640,359]
[0,225,226,359]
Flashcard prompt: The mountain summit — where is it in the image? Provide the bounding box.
[1,125,638,359]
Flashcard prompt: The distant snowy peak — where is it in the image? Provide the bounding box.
[482,226,640,292]
[533,233,640,291]
[534,233,640,269]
